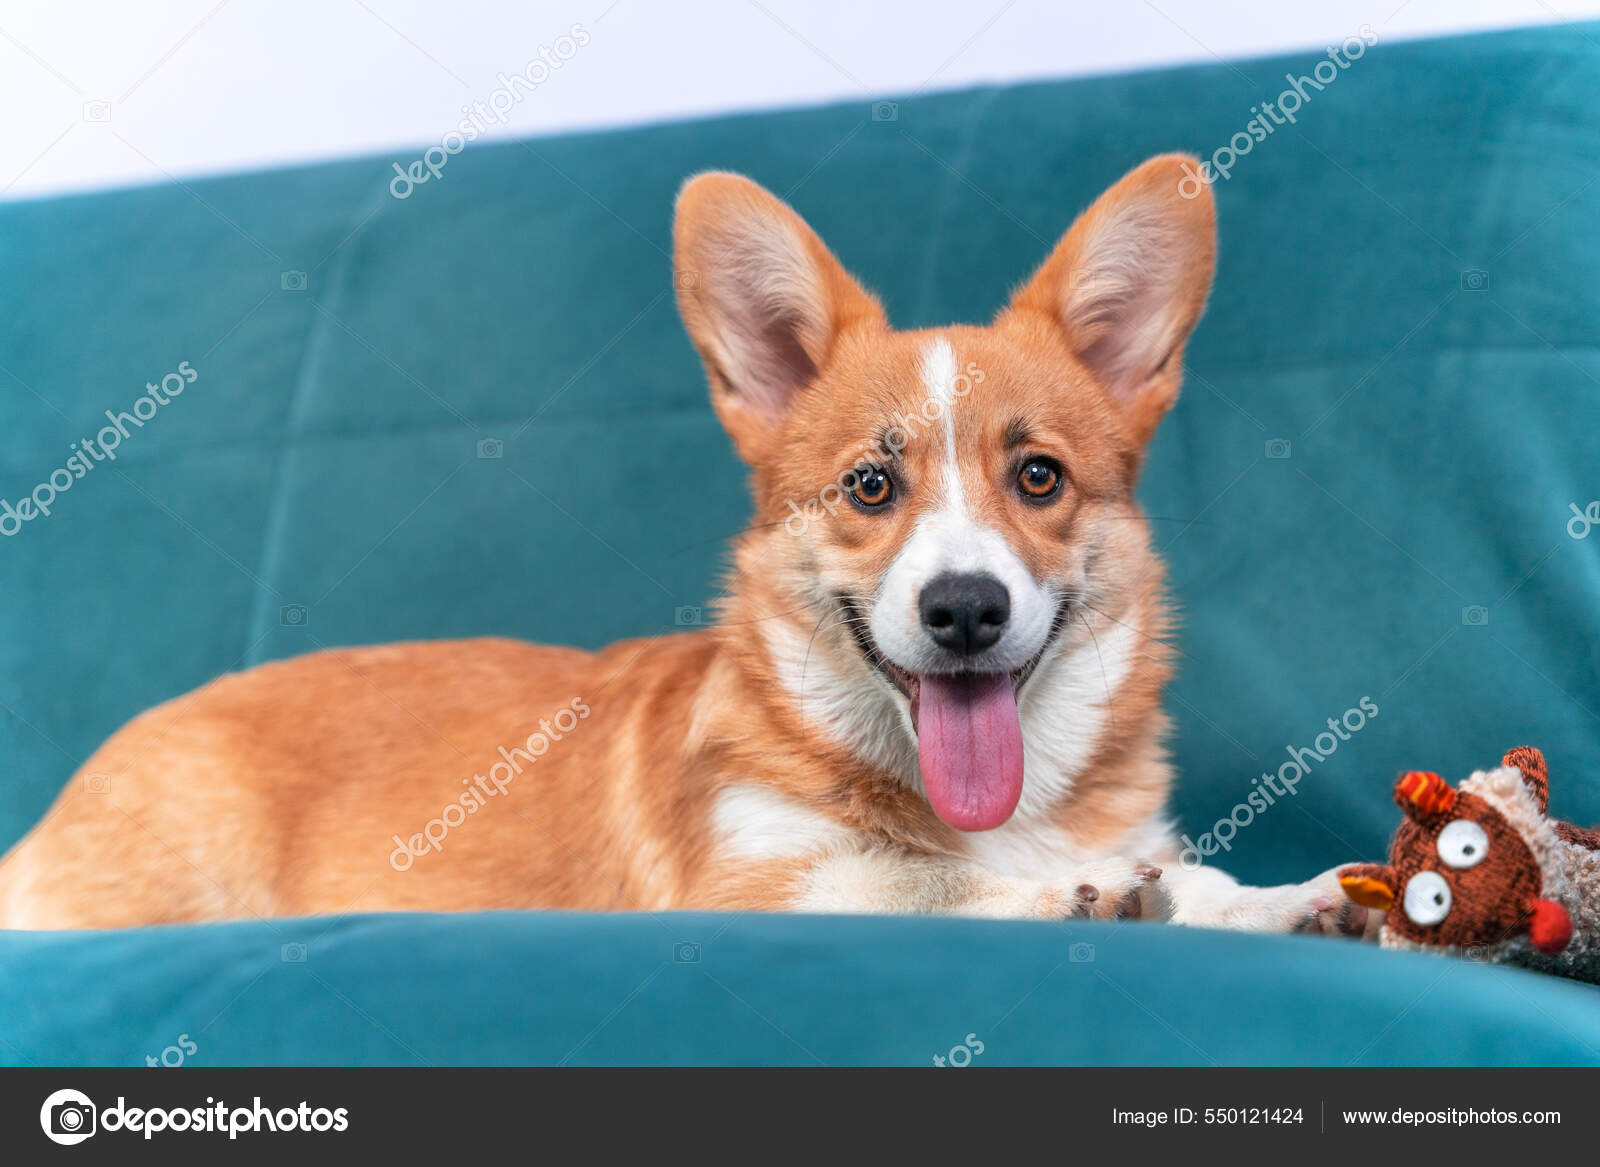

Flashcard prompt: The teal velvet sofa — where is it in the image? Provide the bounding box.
[3,22,1599,1065]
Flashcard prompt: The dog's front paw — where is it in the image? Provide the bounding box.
[991,863,1170,922]
[1062,860,1171,922]
[1021,884,1101,920]
[1281,867,1384,940]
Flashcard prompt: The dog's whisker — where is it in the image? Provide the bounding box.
[711,596,832,628]
[797,605,856,712]
[1101,515,1216,526]
[1077,608,1116,735]
[666,520,790,556]
[1077,599,1190,660]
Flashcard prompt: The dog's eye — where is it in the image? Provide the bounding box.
[1017,458,1062,500]
[849,467,894,509]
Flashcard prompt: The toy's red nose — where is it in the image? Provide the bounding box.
[1527,899,1572,956]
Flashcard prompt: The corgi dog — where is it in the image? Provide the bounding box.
[0,154,1374,936]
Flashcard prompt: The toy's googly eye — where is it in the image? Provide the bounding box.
[1403,870,1452,926]
[1436,819,1489,869]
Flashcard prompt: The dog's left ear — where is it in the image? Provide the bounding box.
[673,171,886,464]
[1004,153,1216,453]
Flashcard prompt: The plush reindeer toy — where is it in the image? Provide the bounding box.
[1339,747,1600,984]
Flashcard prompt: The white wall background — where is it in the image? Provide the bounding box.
[4,0,1598,201]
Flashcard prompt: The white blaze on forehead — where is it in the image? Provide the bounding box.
[868,335,1055,676]
[919,334,964,514]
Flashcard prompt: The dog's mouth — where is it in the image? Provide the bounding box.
[838,597,1071,833]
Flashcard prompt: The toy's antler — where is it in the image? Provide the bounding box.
[1502,745,1550,813]
[1394,770,1456,821]
[1508,746,1600,852]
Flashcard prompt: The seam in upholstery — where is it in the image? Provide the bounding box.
[243,172,395,665]
[911,85,1005,327]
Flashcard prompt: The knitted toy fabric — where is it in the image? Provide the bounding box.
[1339,747,1600,985]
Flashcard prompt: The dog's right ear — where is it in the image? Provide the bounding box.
[673,172,885,464]
[1003,153,1216,458]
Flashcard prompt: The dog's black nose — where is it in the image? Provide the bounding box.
[919,573,1010,655]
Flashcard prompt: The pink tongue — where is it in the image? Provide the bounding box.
[916,673,1024,831]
